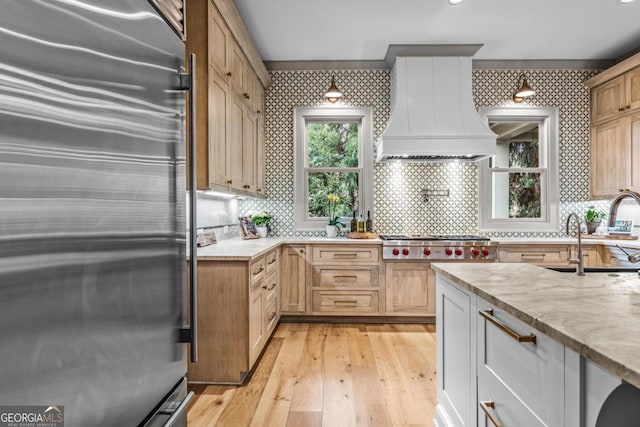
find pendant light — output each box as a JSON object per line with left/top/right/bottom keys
{"left": 513, "top": 73, "right": 535, "bottom": 103}
{"left": 324, "top": 76, "right": 343, "bottom": 103}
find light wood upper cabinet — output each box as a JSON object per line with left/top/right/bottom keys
{"left": 591, "top": 75, "right": 626, "bottom": 125}
{"left": 586, "top": 54, "right": 640, "bottom": 199}
{"left": 185, "top": 0, "right": 270, "bottom": 194}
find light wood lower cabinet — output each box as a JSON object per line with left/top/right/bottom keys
{"left": 498, "top": 244, "right": 570, "bottom": 266}
{"left": 188, "top": 248, "right": 279, "bottom": 384}
{"left": 280, "top": 244, "right": 307, "bottom": 314}
{"left": 309, "top": 245, "right": 382, "bottom": 316}
{"left": 385, "top": 262, "right": 435, "bottom": 315}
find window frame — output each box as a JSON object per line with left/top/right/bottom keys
{"left": 478, "top": 107, "right": 559, "bottom": 232}
{"left": 293, "top": 107, "right": 373, "bottom": 230}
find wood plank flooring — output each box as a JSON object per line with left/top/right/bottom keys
{"left": 187, "top": 323, "right": 436, "bottom": 427}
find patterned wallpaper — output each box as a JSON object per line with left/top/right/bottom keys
{"left": 240, "top": 68, "right": 610, "bottom": 238}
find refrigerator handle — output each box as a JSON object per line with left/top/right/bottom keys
{"left": 179, "top": 53, "right": 198, "bottom": 363}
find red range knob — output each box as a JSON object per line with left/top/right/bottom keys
{"left": 472, "top": 249, "right": 480, "bottom": 256}
{"left": 482, "top": 249, "right": 490, "bottom": 257}
{"left": 423, "top": 248, "right": 431, "bottom": 256}
{"left": 392, "top": 249, "right": 400, "bottom": 256}
{"left": 455, "top": 249, "right": 463, "bottom": 256}
{"left": 402, "top": 249, "right": 410, "bottom": 256}
{"left": 445, "top": 248, "right": 453, "bottom": 256}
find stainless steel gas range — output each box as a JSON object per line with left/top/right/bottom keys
{"left": 380, "top": 235, "right": 498, "bottom": 261}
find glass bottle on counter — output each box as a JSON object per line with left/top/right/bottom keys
{"left": 357, "top": 215, "right": 365, "bottom": 233}
{"left": 366, "top": 210, "right": 372, "bottom": 232}
{"left": 350, "top": 211, "right": 357, "bottom": 232}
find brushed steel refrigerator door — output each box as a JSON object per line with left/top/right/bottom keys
{"left": 0, "top": 1, "right": 187, "bottom": 426}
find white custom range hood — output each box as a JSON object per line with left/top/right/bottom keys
{"left": 377, "top": 47, "right": 496, "bottom": 162}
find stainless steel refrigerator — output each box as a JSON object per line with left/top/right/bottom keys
{"left": 0, "top": 1, "right": 197, "bottom": 426}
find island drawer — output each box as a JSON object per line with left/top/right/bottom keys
{"left": 312, "top": 246, "right": 379, "bottom": 263}
{"left": 498, "top": 244, "right": 569, "bottom": 265}
{"left": 311, "top": 265, "right": 379, "bottom": 287}
{"left": 477, "top": 374, "right": 545, "bottom": 427}
{"left": 476, "top": 301, "right": 564, "bottom": 426}
{"left": 311, "top": 290, "right": 379, "bottom": 314}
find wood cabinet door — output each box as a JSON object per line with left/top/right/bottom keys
{"left": 248, "top": 285, "right": 264, "bottom": 366}
{"left": 385, "top": 262, "right": 434, "bottom": 315}
{"left": 625, "top": 66, "right": 640, "bottom": 112}
{"left": 628, "top": 112, "right": 640, "bottom": 193}
{"left": 228, "top": 94, "right": 244, "bottom": 192}
{"left": 229, "top": 39, "right": 245, "bottom": 95}
{"left": 242, "top": 108, "right": 256, "bottom": 192}
{"left": 591, "top": 75, "right": 625, "bottom": 124}
{"left": 207, "top": 3, "right": 229, "bottom": 77}
{"left": 256, "top": 115, "right": 265, "bottom": 196}
{"left": 591, "top": 118, "right": 627, "bottom": 198}
{"left": 208, "top": 69, "right": 230, "bottom": 187}
{"left": 280, "top": 245, "right": 307, "bottom": 313}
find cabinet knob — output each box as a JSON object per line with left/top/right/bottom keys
{"left": 619, "top": 107, "right": 625, "bottom": 112}
{"left": 226, "top": 179, "right": 232, "bottom": 184}
{"left": 226, "top": 72, "right": 232, "bottom": 77}
{"left": 243, "top": 184, "right": 250, "bottom": 189}
{"left": 627, "top": 105, "right": 631, "bottom": 109}
{"left": 299, "top": 249, "right": 304, "bottom": 254}
{"left": 257, "top": 110, "right": 261, "bottom": 114}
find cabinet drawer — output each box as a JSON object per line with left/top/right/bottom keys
{"left": 250, "top": 257, "right": 266, "bottom": 287}
{"left": 265, "top": 249, "right": 278, "bottom": 275}
{"left": 311, "top": 265, "right": 379, "bottom": 287}
{"left": 477, "top": 302, "right": 564, "bottom": 426}
{"left": 311, "top": 290, "right": 379, "bottom": 314}
{"left": 312, "top": 246, "right": 379, "bottom": 262}
{"left": 264, "top": 298, "right": 278, "bottom": 333}
{"left": 498, "top": 245, "right": 569, "bottom": 265}
{"left": 264, "top": 271, "right": 278, "bottom": 302}
{"left": 478, "top": 374, "right": 545, "bottom": 427}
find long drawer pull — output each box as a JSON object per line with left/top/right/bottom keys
{"left": 252, "top": 266, "right": 264, "bottom": 275}
{"left": 479, "top": 309, "right": 537, "bottom": 344}
{"left": 267, "top": 282, "right": 276, "bottom": 291}
{"left": 267, "top": 259, "right": 276, "bottom": 265}
{"left": 521, "top": 253, "right": 546, "bottom": 258}
{"left": 267, "top": 311, "right": 277, "bottom": 321}
{"left": 333, "top": 253, "right": 358, "bottom": 258}
{"left": 333, "top": 275, "right": 358, "bottom": 281}
{"left": 334, "top": 300, "right": 358, "bottom": 306}
{"left": 479, "top": 401, "right": 502, "bottom": 427}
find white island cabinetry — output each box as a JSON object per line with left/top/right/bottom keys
{"left": 434, "top": 263, "right": 634, "bottom": 427}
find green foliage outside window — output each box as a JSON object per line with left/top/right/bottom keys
{"left": 307, "top": 123, "right": 359, "bottom": 218}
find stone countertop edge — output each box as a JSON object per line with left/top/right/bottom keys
{"left": 194, "top": 237, "right": 383, "bottom": 260}
{"left": 431, "top": 262, "right": 640, "bottom": 390}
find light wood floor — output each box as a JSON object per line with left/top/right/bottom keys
{"left": 187, "top": 322, "right": 437, "bottom": 427}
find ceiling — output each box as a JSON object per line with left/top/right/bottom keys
{"left": 231, "top": 0, "right": 640, "bottom": 63}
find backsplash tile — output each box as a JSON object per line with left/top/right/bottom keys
{"left": 240, "top": 68, "right": 607, "bottom": 238}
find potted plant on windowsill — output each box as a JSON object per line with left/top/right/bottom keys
{"left": 251, "top": 210, "right": 272, "bottom": 238}
{"left": 326, "top": 194, "right": 345, "bottom": 238}
{"left": 585, "top": 206, "right": 607, "bottom": 234}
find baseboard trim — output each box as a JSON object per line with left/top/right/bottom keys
{"left": 279, "top": 315, "right": 435, "bottom": 324}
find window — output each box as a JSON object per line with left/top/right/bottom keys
{"left": 479, "top": 107, "right": 559, "bottom": 232}
{"left": 293, "top": 107, "right": 373, "bottom": 230}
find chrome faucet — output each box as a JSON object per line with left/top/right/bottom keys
{"left": 566, "top": 212, "right": 585, "bottom": 276}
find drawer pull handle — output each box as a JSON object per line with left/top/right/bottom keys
{"left": 333, "top": 253, "right": 358, "bottom": 258}
{"left": 479, "top": 309, "right": 537, "bottom": 344}
{"left": 334, "top": 275, "right": 358, "bottom": 281}
{"left": 334, "top": 300, "right": 358, "bottom": 307}
{"left": 267, "top": 259, "right": 276, "bottom": 265}
{"left": 267, "top": 282, "right": 276, "bottom": 290}
{"left": 520, "top": 253, "right": 546, "bottom": 258}
{"left": 479, "top": 401, "right": 502, "bottom": 427}
{"left": 253, "top": 266, "right": 264, "bottom": 275}
{"left": 268, "top": 311, "right": 277, "bottom": 321}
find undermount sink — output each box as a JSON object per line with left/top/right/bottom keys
{"left": 546, "top": 267, "right": 640, "bottom": 274}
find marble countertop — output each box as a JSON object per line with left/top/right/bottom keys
{"left": 431, "top": 262, "right": 640, "bottom": 389}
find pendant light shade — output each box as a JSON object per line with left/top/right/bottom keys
{"left": 513, "top": 73, "right": 535, "bottom": 103}
{"left": 324, "top": 76, "right": 343, "bottom": 103}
